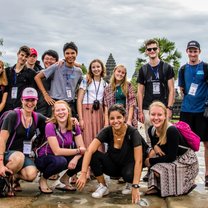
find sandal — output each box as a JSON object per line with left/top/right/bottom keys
{"left": 145, "top": 186, "right": 159, "bottom": 195}
{"left": 13, "top": 179, "right": 22, "bottom": 192}
{"left": 49, "top": 174, "right": 60, "bottom": 181}
{"left": 39, "top": 186, "right": 53, "bottom": 194}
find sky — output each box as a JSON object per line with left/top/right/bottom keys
{"left": 1, "top": 0, "right": 208, "bottom": 78}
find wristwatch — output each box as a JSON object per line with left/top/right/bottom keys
{"left": 132, "top": 184, "right": 140, "bottom": 188}
{"left": 167, "top": 106, "right": 173, "bottom": 110}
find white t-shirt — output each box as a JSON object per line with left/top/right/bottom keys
{"left": 79, "top": 78, "right": 107, "bottom": 104}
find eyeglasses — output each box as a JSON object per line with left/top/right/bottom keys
{"left": 146, "top": 47, "right": 158, "bottom": 52}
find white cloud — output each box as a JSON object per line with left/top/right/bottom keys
{"left": 0, "top": 0, "right": 208, "bottom": 78}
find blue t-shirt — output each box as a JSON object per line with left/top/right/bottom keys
{"left": 178, "top": 62, "right": 208, "bottom": 112}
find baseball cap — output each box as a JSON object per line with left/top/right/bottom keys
{"left": 30, "top": 48, "right": 38, "bottom": 56}
{"left": 187, "top": 41, "right": 200, "bottom": 50}
{"left": 22, "top": 87, "right": 38, "bottom": 100}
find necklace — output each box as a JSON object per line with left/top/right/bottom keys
{"left": 112, "top": 124, "right": 127, "bottom": 141}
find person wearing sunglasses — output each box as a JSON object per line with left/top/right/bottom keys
{"left": 137, "top": 39, "right": 175, "bottom": 181}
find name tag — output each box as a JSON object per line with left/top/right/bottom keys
{"left": 23, "top": 141, "right": 32, "bottom": 155}
{"left": 11, "top": 87, "right": 18, "bottom": 99}
{"left": 153, "top": 82, "right": 160, "bottom": 94}
{"left": 188, "top": 83, "right": 198, "bottom": 96}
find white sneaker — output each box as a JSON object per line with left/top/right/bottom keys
{"left": 122, "top": 183, "right": 132, "bottom": 195}
{"left": 92, "top": 183, "right": 109, "bottom": 198}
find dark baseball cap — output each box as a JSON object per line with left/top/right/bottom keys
{"left": 187, "top": 40, "right": 200, "bottom": 50}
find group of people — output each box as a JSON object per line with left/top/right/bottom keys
{"left": 0, "top": 38, "right": 206, "bottom": 204}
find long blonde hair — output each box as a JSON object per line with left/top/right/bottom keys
{"left": 0, "top": 60, "right": 8, "bottom": 86}
{"left": 47, "top": 100, "right": 72, "bottom": 131}
{"left": 149, "top": 101, "right": 169, "bottom": 145}
{"left": 109, "top": 64, "right": 128, "bottom": 96}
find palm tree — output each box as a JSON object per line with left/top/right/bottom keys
{"left": 134, "top": 37, "right": 181, "bottom": 79}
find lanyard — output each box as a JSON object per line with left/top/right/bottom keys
{"left": 188, "top": 64, "right": 200, "bottom": 82}
{"left": 23, "top": 117, "right": 32, "bottom": 139}
{"left": 149, "top": 62, "right": 160, "bottom": 80}
{"left": 93, "top": 79, "right": 101, "bottom": 100}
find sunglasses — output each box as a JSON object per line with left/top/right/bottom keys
{"left": 146, "top": 47, "right": 158, "bottom": 52}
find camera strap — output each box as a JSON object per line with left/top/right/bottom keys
{"left": 93, "top": 79, "right": 101, "bottom": 100}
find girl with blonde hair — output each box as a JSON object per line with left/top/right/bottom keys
{"left": 144, "top": 101, "right": 198, "bottom": 197}
{"left": 104, "top": 64, "right": 138, "bottom": 128}
{"left": 35, "top": 100, "right": 86, "bottom": 193}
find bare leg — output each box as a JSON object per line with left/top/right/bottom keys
{"left": 203, "top": 141, "right": 208, "bottom": 176}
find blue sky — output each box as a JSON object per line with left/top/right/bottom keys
{"left": 0, "top": 0, "right": 208, "bottom": 78}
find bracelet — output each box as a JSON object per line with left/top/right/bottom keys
{"left": 81, "top": 171, "right": 87, "bottom": 174}
{"left": 132, "top": 184, "right": 140, "bottom": 188}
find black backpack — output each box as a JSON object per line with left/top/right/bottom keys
{"left": 141, "top": 62, "right": 170, "bottom": 84}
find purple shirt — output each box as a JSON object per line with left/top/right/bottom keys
{"left": 38, "top": 122, "right": 81, "bottom": 157}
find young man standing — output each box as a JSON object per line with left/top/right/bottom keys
{"left": 137, "top": 39, "right": 175, "bottom": 143}
{"left": 5, "top": 46, "right": 37, "bottom": 111}
{"left": 178, "top": 40, "right": 208, "bottom": 186}
{"left": 35, "top": 42, "right": 83, "bottom": 117}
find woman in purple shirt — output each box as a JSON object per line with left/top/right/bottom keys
{"left": 35, "top": 100, "right": 86, "bottom": 194}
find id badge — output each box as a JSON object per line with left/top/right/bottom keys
{"left": 188, "top": 83, "right": 198, "bottom": 96}
{"left": 153, "top": 82, "right": 160, "bottom": 95}
{"left": 69, "top": 74, "right": 75, "bottom": 79}
{"left": 23, "top": 141, "right": 32, "bottom": 155}
{"left": 11, "top": 87, "right": 18, "bottom": 99}
{"left": 66, "top": 87, "right": 72, "bottom": 98}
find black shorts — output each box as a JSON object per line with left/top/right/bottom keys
{"left": 180, "top": 112, "right": 208, "bottom": 142}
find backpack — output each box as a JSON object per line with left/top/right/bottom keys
{"left": 0, "top": 108, "right": 39, "bottom": 151}
{"left": 173, "top": 121, "right": 200, "bottom": 152}
{"left": 141, "top": 62, "right": 170, "bottom": 84}
{"left": 151, "top": 121, "right": 200, "bottom": 151}
{"left": 179, "top": 62, "right": 208, "bottom": 93}
{"left": 141, "top": 62, "right": 170, "bottom": 100}
{"left": 0, "top": 176, "right": 12, "bottom": 198}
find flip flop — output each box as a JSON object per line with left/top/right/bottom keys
{"left": 55, "top": 183, "right": 76, "bottom": 192}
{"left": 48, "top": 174, "right": 60, "bottom": 180}
{"left": 39, "top": 186, "right": 53, "bottom": 194}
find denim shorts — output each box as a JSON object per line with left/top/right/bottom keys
{"left": 4, "top": 151, "right": 36, "bottom": 168}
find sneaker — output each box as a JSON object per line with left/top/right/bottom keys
{"left": 92, "top": 183, "right": 109, "bottom": 198}
{"left": 122, "top": 183, "right": 132, "bottom": 195}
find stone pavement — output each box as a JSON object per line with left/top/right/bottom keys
{"left": 0, "top": 126, "right": 208, "bottom": 208}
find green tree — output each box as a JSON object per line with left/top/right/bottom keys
{"left": 131, "top": 37, "right": 181, "bottom": 92}
{"left": 0, "top": 38, "right": 3, "bottom": 57}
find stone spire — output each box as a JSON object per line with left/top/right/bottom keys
{"left": 105, "top": 53, "right": 116, "bottom": 83}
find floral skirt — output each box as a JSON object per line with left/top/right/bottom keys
{"left": 148, "top": 149, "right": 199, "bottom": 197}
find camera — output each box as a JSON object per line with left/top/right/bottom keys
{"left": 93, "top": 100, "right": 100, "bottom": 110}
